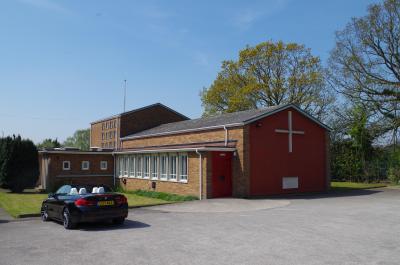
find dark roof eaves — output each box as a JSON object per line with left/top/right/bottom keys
{"left": 243, "top": 104, "right": 332, "bottom": 131}
{"left": 90, "top": 103, "right": 190, "bottom": 124}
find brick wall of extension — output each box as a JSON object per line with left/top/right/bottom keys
{"left": 119, "top": 126, "right": 249, "bottom": 198}
{"left": 38, "top": 152, "right": 114, "bottom": 191}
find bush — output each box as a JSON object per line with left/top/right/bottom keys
{"left": 0, "top": 136, "right": 39, "bottom": 193}
{"left": 388, "top": 167, "right": 400, "bottom": 184}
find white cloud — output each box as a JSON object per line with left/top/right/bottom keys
{"left": 17, "top": 0, "right": 72, "bottom": 15}
{"left": 193, "top": 51, "right": 210, "bottom": 67}
{"left": 232, "top": 0, "right": 289, "bottom": 30}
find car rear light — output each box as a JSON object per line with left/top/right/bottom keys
{"left": 115, "top": 195, "right": 128, "bottom": 205}
{"left": 75, "top": 198, "right": 96, "bottom": 207}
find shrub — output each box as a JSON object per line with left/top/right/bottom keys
{"left": 0, "top": 136, "right": 39, "bottom": 193}
{"left": 388, "top": 167, "right": 400, "bottom": 185}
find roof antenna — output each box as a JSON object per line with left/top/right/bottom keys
{"left": 123, "top": 79, "right": 127, "bottom": 113}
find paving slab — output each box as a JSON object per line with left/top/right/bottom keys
{"left": 0, "top": 208, "right": 13, "bottom": 222}
{"left": 147, "top": 198, "right": 290, "bottom": 213}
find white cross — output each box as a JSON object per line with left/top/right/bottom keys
{"left": 275, "top": 111, "right": 305, "bottom": 153}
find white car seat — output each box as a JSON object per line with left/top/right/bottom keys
{"left": 97, "top": 187, "right": 105, "bottom": 193}
{"left": 79, "top": 188, "right": 87, "bottom": 195}
{"left": 92, "top": 187, "right": 99, "bottom": 193}
{"left": 69, "top": 188, "right": 78, "bottom": 195}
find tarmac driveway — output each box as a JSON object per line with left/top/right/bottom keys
{"left": 0, "top": 188, "right": 400, "bottom": 265}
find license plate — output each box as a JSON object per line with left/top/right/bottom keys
{"left": 98, "top": 201, "right": 114, "bottom": 206}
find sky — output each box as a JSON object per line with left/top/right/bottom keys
{"left": 0, "top": 0, "right": 377, "bottom": 143}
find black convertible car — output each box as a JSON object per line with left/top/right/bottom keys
{"left": 41, "top": 185, "right": 128, "bottom": 229}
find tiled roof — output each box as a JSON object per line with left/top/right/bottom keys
{"left": 122, "top": 105, "right": 286, "bottom": 139}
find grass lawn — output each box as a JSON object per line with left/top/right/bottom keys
{"left": 331, "top": 181, "right": 387, "bottom": 191}
{"left": 0, "top": 189, "right": 173, "bottom": 218}
{"left": 0, "top": 189, "right": 48, "bottom": 218}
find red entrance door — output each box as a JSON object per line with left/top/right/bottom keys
{"left": 212, "top": 152, "right": 232, "bottom": 198}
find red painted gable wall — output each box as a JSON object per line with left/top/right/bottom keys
{"left": 249, "top": 107, "right": 327, "bottom": 196}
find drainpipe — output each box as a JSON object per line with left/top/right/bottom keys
{"left": 113, "top": 153, "right": 116, "bottom": 187}
{"left": 195, "top": 149, "right": 202, "bottom": 200}
{"left": 223, "top": 125, "right": 228, "bottom": 146}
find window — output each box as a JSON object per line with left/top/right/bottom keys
{"left": 136, "top": 156, "right": 143, "bottom": 178}
{"left": 160, "top": 154, "right": 168, "bottom": 180}
{"left": 129, "top": 156, "right": 135, "bottom": 177}
{"left": 144, "top": 156, "right": 150, "bottom": 179}
{"left": 102, "top": 123, "right": 105, "bottom": 130}
{"left": 62, "top": 161, "right": 70, "bottom": 170}
{"left": 56, "top": 185, "right": 72, "bottom": 194}
{"left": 100, "top": 161, "right": 107, "bottom": 170}
{"left": 102, "top": 133, "right": 104, "bottom": 140}
{"left": 179, "top": 154, "right": 188, "bottom": 182}
{"left": 113, "top": 120, "right": 116, "bottom": 128}
{"left": 151, "top": 155, "right": 158, "bottom": 179}
{"left": 168, "top": 154, "right": 177, "bottom": 181}
{"left": 123, "top": 156, "right": 129, "bottom": 176}
{"left": 81, "top": 161, "right": 90, "bottom": 170}
{"left": 105, "top": 122, "right": 108, "bottom": 129}
{"left": 118, "top": 157, "right": 123, "bottom": 177}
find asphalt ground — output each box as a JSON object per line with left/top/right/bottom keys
{"left": 0, "top": 188, "right": 399, "bottom": 265}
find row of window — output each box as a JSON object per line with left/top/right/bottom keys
{"left": 102, "top": 120, "right": 116, "bottom": 130}
{"left": 102, "top": 130, "right": 116, "bottom": 140}
{"left": 62, "top": 160, "right": 108, "bottom": 171}
{"left": 101, "top": 142, "right": 116, "bottom": 149}
{"left": 116, "top": 153, "right": 188, "bottom": 182}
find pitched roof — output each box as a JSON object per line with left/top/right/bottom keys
{"left": 122, "top": 103, "right": 330, "bottom": 140}
{"left": 90, "top": 103, "right": 189, "bottom": 124}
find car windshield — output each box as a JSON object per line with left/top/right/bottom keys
{"left": 55, "top": 185, "right": 113, "bottom": 195}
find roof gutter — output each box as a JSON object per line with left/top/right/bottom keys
{"left": 113, "top": 147, "right": 236, "bottom": 155}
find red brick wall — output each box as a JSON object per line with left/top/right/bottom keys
{"left": 41, "top": 152, "right": 114, "bottom": 191}
{"left": 119, "top": 105, "right": 188, "bottom": 138}
{"left": 248, "top": 107, "right": 328, "bottom": 196}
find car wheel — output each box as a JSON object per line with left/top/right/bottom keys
{"left": 112, "top": 217, "right": 125, "bottom": 225}
{"left": 41, "top": 209, "right": 49, "bottom": 222}
{"left": 62, "top": 208, "right": 76, "bottom": 229}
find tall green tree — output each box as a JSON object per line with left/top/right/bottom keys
{"left": 63, "top": 129, "right": 90, "bottom": 151}
{"left": 328, "top": 0, "right": 400, "bottom": 144}
{"left": 201, "top": 40, "right": 334, "bottom": 119}
{"left": 0, "top": 136, "right": 39, "bottom": 192}
{"left": 37, "top": 138, "right": 61, "bottom": 149}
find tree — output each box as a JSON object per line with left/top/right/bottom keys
{"left": 328, "top": 0, "right": 400, "bottom": 145}
{"left": 0, "top": 136, "right": 39, "bottom": 192}
{"left": 37, "top": 138, "right": 61, "bottom": 149}
{"left": 63, "top": 129, "right": 90, "bottom": 151}
{"left": 201, "top": 40, "right": 334, "bottom": 119}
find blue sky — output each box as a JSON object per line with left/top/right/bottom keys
{"left": 0, "top": 0, "right": 376, "bottom": 143}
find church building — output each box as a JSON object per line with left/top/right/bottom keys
{"left": 39, "top": 103, "right": 330, "bottom": 198}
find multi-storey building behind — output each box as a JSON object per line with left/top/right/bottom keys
{"left": 90, "top": 103, "right": 189, "bottom": 149}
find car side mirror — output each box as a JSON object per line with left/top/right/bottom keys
{"left": 48, "top": 193, "right": 55, "bottom": 198}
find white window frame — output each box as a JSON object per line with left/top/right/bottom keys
{"left": 123, "top": 156, "right": 128, "bottom": 177}
{"left": 81, "top": 161, "right": 90, "bottom": 170}
{"left": 136, "top": 156, "right": 143, "bottom": 178}
{"left": 151, "top": 154, "right": 159, "bottom": 180}
{"left": 62, "top": 161, "right": 71, "bottom": 171}
{"left": 129, "top": 155, "right": 135, "bottom": 178}
{"left": 168, "top": 153, "right": 178, "bottom": 181}
{"left": 100, "top": 161, "right": 108, "bottom": 170}
{"left": 160, "top": 154, "right": 168, "bottom": 180}
{"left": 144, "top": 155, "right": 151, "bottom": 179}
{"left": 179, "top": 153, "right": 188, "bottom": 182}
